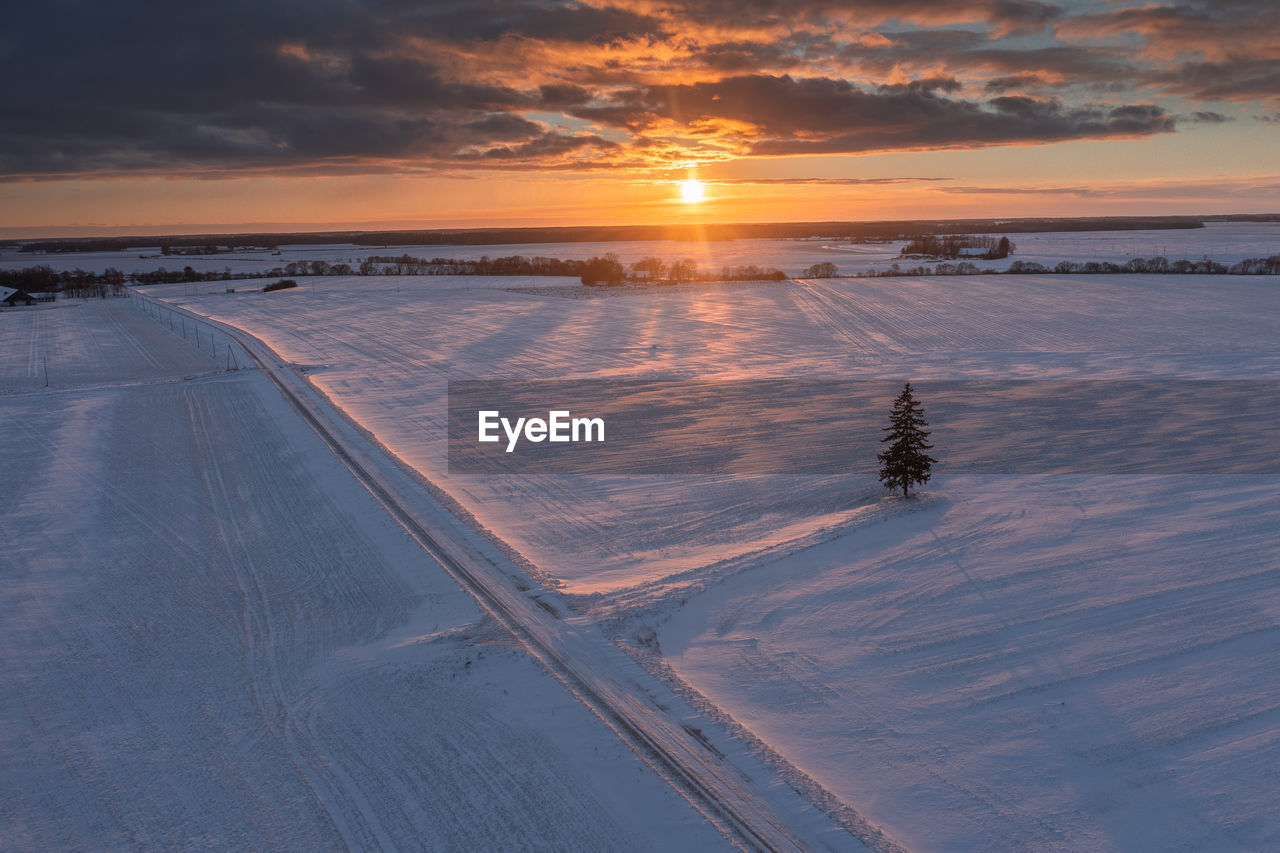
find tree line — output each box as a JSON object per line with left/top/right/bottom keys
{"left": 0, "top": 265, "right": 130, "bottom": 298}
{"left": 0, "top": 252, "right": 788, "bottom": 294}
{"left": 861, "top": 255, "right": 1280, "bottom": 277}
{"left": 159, "top": 243, "right": 275, "bottom": 256}
{"left": 362, "top": 253, "right": 787, "bottom": 285}
{"left": 5, "top": 251, "right": 1276, "bottom": 297}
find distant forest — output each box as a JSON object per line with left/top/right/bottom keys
{"left": 8, "top": 215, "right": 1246, "bottom": 255}
{"left": 0, "top": 253, "right": 786, "bottom": 291}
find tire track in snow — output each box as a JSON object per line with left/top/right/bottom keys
{"left": 183, "top": 386, "right": 399, "bottom": 852}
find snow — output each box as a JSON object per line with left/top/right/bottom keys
{"left": 146, "top": 248, "right": 1280, "bottom": 850}
{"left": 7, "top": 218, "right": 1280, "bottom": 850}
{"left": 0, "top": 299, "right": 220, "bottom": 392}
{"left": 0, "top": 298, "right": 733, "bottom": 851}
{"left": 146, "top": 270, "right": 1280, "bottom": 592}
{"left": 659, "top": 476, "right": 1280, "bottom": 851}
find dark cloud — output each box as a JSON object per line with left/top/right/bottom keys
{"left": 346, "top": 57, "right": 526, "bottom": 109}
{"left": 654, "top": 0, "right": 1060, "bottom": 31}
{"left": 1146, "top": 59, "right": 1280, "bottom": 104}
{"left": 376, "top": 0, "right": 669, "bottom": 44}
{"left": 829, "top": 31, "right": 1139, "bottom": 96}
{"left": 1056, "top": 0, "right": 1279, "bottom": 53}
{"left": 0, "top": 1, "right": 640, "bottom": 177}
{"left": 579, "top": 75, "right": 1176, "bottom": 155}
{"left": 466, "top": 133, "right": 619, "bottom": 162}
{"left": 538, "top": 84, "right": 594, "bottom": 107}
{"left": 0, "top": 0, "right": 1263, "bottom": 179}
{"left": 1055, "top": 1, "right": 1280, "bottom": 103}
{"left": 984, "top": 74, "right": 1048, "bottom": 93}
{"left": 988, "top": 0, "right": 1062, "bottom": 29}
{"left": 462, "top": 113, "right": 547, "bottom": 139}
{"left": 959, "top": 46, "right": 1135, "bottom": 83}
{"left": 833, "top": 28, "right": 987, "bottom": 72}
{"left": 694, "top": 40, "right": 812, "bottom": 73}
{"left": 1187, "top": 111, "right": 1233, "bottom": 124}
{"left": 878, "top": 77, "right": 965, "bottom": 94}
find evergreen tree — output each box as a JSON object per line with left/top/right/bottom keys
{"left": 878, "top": 382, "right": 937, "bottom": 498}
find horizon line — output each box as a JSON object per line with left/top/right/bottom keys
{"left": 5, "top": 212, "right": 1279, "bottom": 245}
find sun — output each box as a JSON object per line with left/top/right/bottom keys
{"left": 679, "top": 178, "right": 706, "bottom": 203}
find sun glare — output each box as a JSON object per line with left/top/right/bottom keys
{"left": 679, "top": 178, "right": 706, "bottom": 203}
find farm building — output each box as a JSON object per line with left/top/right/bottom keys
{"left": 1, "top": 286, "right": 36, "bottom": 307}
{"left": 0, "top": 286, "right": 53, "bottom": 306}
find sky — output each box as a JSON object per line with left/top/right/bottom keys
{"left": 2, "top": 0, "right": 1278, "bottom": 236}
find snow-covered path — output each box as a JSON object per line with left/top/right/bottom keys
{"left": 0, "top": 299, "right": 741, "bottom": 851}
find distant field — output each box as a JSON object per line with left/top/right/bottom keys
{"left": 4, "top": 221, "right": 1277, "bottom": 278}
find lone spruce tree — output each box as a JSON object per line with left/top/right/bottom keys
{"left": 878, "top": 382, "right": 937, "bottom": 498}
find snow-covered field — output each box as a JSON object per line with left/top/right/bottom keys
{"left": 660, "top": 475, "right": 1280, "bottom": 851}
{"left": 143, "top": 260, "right": 1280, "bottom": 851}
{"left": 0, "top": 299, "right": 731, "bottom": 851}
{"left": 7, "top": 217, "right": 1280, "bottom": 852}
{"left": 146, "top": 271, "right": 1280, "bottom": 590}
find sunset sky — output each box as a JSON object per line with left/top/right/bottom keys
{"left": 4, "top": 0, "right": 1277, "bottom": 236}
